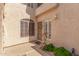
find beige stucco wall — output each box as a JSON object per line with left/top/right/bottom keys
{"left": 3, "top": 3, "right": 30, "bottom": 47}
{"left": 37, "top": 3, "right": 79, "bottom": 55}
{"left": 0, "top": 4, "right": 4, "bottom": 54}
{"left": 36, "top": 3, "right": 56, "bottom": 16}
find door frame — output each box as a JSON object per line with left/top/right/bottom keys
{"left": 42, "top": 19, "right": 52, "bottom": 41}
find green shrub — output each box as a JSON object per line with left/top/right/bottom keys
{"left": 54, "top": 47, "right": 72, "bottom": 56}
{"left": 42, "top": 44, "right": 55, "bottom": 51}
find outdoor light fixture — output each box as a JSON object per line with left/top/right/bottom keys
{"left": 54, "top": 14, "right": 58, "bottom": 21}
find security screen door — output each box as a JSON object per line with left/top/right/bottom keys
{"left": 38, "top": 22, "right": 42, "bottom": 41}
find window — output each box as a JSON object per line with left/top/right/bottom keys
{"left": 49, "top": 21, "right": 51, "bottom": 39}
{"left": 20, "top": 19, "right": 29, "bottom": 37}
{"left": 27, "top": 3, "right": 30, "bottom": 7}
{"left": 44, "top": 21, "right": 51, "bottom": 39}
{"left": 27, "top": 3, "right": 43, "bottom": 8}
{"left": 27, "top": 3, "right": 33, "bottom": 8}
{"left": 37, "top": 3, "right": 42, "bottom": 7}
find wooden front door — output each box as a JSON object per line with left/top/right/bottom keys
{"left": 38, "top": 22, "right": 42, "bottom": 41}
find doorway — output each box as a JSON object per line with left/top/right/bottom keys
{"left": 37, "top": 22, "right": 42, "bottom": 41}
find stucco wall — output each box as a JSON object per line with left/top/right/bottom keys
{"left": 0, "top": 4, "right": 4, "bottom": 54}
{"left": 36, "top": 3, "right": 56, "bottom": 16}
{"left": 4, "top": 4, "right": 30, "bottom": 47}
{"left": 37, "top": 3, "right": 79, "bottom": 55}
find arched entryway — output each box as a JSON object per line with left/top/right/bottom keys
{"left": 29, "top": 19, "right": 35, "bottom": 36}
{"left": 20, "top": 19, "right": 35, "bottom": 40}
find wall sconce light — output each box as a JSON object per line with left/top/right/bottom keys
{"left": 54, "top": 14, "right": 58, "bottom": 21}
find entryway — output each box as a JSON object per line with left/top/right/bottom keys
{"left": 37, "top": 22, "right": 42, "bottom": 41}
{"left": 37, "top": 20, "right": 51, "bottom": 42}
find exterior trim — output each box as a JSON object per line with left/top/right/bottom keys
{"left": 36, "top": 3, "right": 59, "bottom": 18}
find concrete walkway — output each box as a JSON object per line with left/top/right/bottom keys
{"left": 3, "top": 43, "right": 42, "bottom": 56}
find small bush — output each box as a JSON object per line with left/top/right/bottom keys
{"left": 42, "top": 44, "right": 55, "bottom": 51}
{"left": 54, "top": 47, "right": 72, "bottom": 56}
